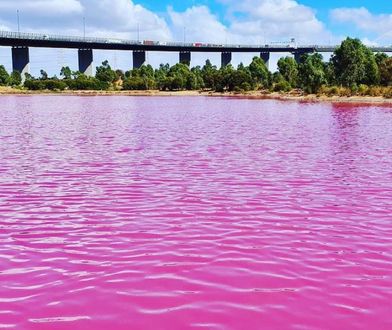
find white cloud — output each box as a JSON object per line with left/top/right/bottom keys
{"left": 165, "top": 1, "right": 335, "bottom": 69}
{"left": 168, "top": 6, "right": 228, "bottom": 43}
{"left": 0, "top": 19, "right": 10, "bottom": 31}
{"left": 218, "top": 0, "right": 334, "bottom": 44}
{"left": 0, "top": 0, "right": 171, "bottom": 40}
{"left": 0, "top": 0, "right": 174, "bottom": 74}
{"left": 330, "top": 7, "right": 392, "bottom": 32}
{"left": 330, "top": 7, "right": 392, "bottom": 44}
{"left": 0, "top": 0, "right": 83, "bottom": 15}
{"left": 82, "top": 0, "right": 171, "bottom": 40}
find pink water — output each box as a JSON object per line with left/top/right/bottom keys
{"left": 0, "top": 96, "right": 392, "bottom": 329}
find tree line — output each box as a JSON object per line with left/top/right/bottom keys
{"left": 0, "top": 38, "right": 391, "bottom": 97}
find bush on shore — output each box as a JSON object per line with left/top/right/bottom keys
{"left": 24, "top": 79, "right": 68, "bottom": 91}
{"left": 317, "top": 85, "right": 392, "bottom": 98}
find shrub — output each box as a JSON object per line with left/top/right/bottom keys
{"left": 382, "top": 87, "right": 392, "bottom": 99}
{"left": 337, "top": 87, "right": 352, "bottom": 97}
{"left": 24, "top": 80, "right": 45, "bottom": 90}
{"left": 0, "top": 65, "right": 10, "bottom": 85}
{"left": 9, "top": 71, "right": 22, "bottom": 86}
{"left": 65, "top": 76, "right": 109, "bottom": 90}
{"left": 367, "top": 86, "right": 383, "bottom": 97}
{"left": 357, "top": 84, "right": 369, "bottom": 96}
{"left": 350, "top": 84, "right": 359, "bottom": 95}
{"left": 44, "top": 80, "right": 67, "bottom": 91}
{"left": 273, "top": 80, "right": 292, "bottom": 92}
{"left": 240, "top": 82, "right": 252, "bottom": 92}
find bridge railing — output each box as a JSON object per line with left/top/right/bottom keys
{"left": 0, "top": 30, "right": 314, "bottom": 49}
{"left": 0, "top": 30, "right": 142, "bottom": 46}
{"left": 1, "top": 30, "right": 389, "bottom": 52}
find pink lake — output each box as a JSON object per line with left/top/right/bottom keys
{"left": 0, "top": 96, "right": 392, "bottom": 330}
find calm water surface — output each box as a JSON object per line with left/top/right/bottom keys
{"left": 0, "top": 96, "right": 392, "bottom": 329}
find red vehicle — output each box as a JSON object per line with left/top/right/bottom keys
{"left": 143, "top": 40, "right": 154, "bottom": 46}
{"left": 193, "top": 43, "right": 203, "bottom": 47}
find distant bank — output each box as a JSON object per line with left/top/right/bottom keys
{"left": 1, "top": 87, "right": 392, "bottom": 105}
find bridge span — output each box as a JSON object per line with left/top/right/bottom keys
{"left": 1, "top": 31, "right": 391, "bottom": 79}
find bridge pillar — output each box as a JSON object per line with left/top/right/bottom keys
{"left": 133, "top": 51, "right": 146, "bottom": 69}
{"left": 12, "top": 47, "right": 30, "bottom": 82}
{"left": 78, "top": 49, "right": 93, "bottom": 76}
{"left": 260, "top": 52, "right": 270, "bottom": 68}
{"left": 179, "top": 51, "right": 191, "bottom": 66}
{"left": 221, "top": 52, "right": 232, "bottom": 67}
{"left": 293, "top": 51, "right": 307, "bottom": 64}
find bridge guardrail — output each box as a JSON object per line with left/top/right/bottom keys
{"left": 0, "top": 30, "right": 142, "bottom": 46}
{"left": 0, "top": 30, "right": 314, "bottom": 49}
{"left": 1, "top": 31, "right": 389, "bottom": 51}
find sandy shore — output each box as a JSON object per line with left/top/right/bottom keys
{"left": 1, "top": 86, "right": 392, "bottom": 104}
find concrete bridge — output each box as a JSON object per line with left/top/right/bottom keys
{"left": 1, "top": 30, "right": 391, "bottom": 79}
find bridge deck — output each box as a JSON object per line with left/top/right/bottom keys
{"left": 0, "top": 31, "right": 309, "bottom": 52}
{"left": 3, "top": 31, "right": 390, "bottom": 53}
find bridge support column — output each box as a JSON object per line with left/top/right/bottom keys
{"left": 12, "top": 47, "right": 30, "bottom": 82}
{"left": 260, "top": 52, "right": 270, "bottom": 69}
{"left": 78, "top": 49, "right": 93, "bottom": 76}
{"left": 133, "top": 51, "right": 146, "bottom": 69}
{"left": 293, "top": 51, "right": 307, "bottom": 64}
{"left": 221, "top": 52, "right": 232, "bottom": 67}
{"left": 179, "top": 51, "right": 191, "bottom": 66}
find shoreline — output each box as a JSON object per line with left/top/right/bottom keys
{"left": 1, "top": 87, "right": 392, "bottom": 104}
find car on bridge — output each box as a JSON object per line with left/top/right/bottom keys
{"left": 106, "top": 39, "right": 122, "bottom": 44}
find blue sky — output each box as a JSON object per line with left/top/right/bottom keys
{"left": 0, "top": 0, "right": 391, "bottom": 74}
{"left": 137, "top": 0, "right": 392, "bottom": 40}
{"left": 0, "top": 0, "right": 390, "bottom": 42}
{"left": 139, "top": 0, "right": 391, "bottom": 15}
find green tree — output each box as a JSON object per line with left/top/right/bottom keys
{"left": 228, "top": 64, "right": 253, "bottom": 91}
{"left": 298, "top": 53, "right": 326, "bottom": 93}
{"left": 9, "top": 70, "right": 22, "bottom": 86}
{"left": 248, "top": 56, "right": 270, "bottom": 88}
{"left": 60, "top": 66, "right": 72, "bottom": 79}
{"left": 379, "top": 57, "right": 392, "bottom": 86}
{"left": 216, "top": 64, "right": 234, "bottom": 92}
{"left": 364, "top": 47, "right": 380, "bottom": 85}
{"left": 24, "top": 80, "right": 44, "bottom": 90}
{"left": 123, "top": 76, "right": 148, "bottom": 90}
{"left": 95, "top": 60, "right": 116, "bottom": 85}
{"left": 375, "top": 53, "right": 388, "bottom": 68}
{"left": 123, "top": 64, "right": 157, "bottom": 90}
{"left": 24, "top": 72, "right": 34, "bottom": 81}
{"left": 72, "top": 71, "right": 83, "bottom": 79}
{"left": 167, "top": 63, "right": 191, "bottom": 90}
{"left": 324, "top": 62, "right": 336, "bottom": 86}
{"left": 277, "top": 57, "right": 298, "bottom": 88}
{"left": 188, "top": 66, "right": 204, "bottom": 90}
{"left": 201, "top": 60, "right": 218, "bottom": 89}
{"left": 272, "top": 72, "right": 291, "bottom": 92}
{"left": 115, "top": 69, "right": 125, "bottom": 80}
{"left": 0, "top": 65, "right": 10, "bottom": 86}
{"left": 331, "top": 37, "right": 379, "bottom": 87}
{"left": 40, "top": 69, "right": 48, "bottom": 80}
{"left": 155, "top": 63, "right": 170, "bottom": 90}
{"left": 140, "top": 64, "right": 155, "bottom": 79}
{"left": 67, "top": 74, "right": 108, "bottom": 90}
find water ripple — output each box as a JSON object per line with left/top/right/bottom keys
{"left": 0, "top": 96, "right": 392, "bottom": 329}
